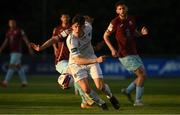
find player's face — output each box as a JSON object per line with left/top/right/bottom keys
{"left": 72, "top": 22, "right": 84, "bottom": 37}
{"left": 116, "top": 5, "right": 127, "bottom": 17}
{"left": 8, "top": 20, "right": 17, "bottom": 28}
{"left": 60, "top": 14, "right": 70, "bottom": 23}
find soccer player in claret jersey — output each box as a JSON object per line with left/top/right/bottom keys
{"left": 30, "top": 13, "right": 94, "bottom": 109}
{"left": 66, "top": 15, "right": 120, "bottom": 110}
{"left": 103, "top": 1, "right": 149, "bottom": 106}
{"left": 0, "top": 19, "right": 33, "bottom": 87}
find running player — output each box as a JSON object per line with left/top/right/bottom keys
{"left": 66, "top": 14, "right": 120, "bottom": 110}
{"left": 103, "top": 1, "right": 148, "bottom": 106}
{"left": 0, "top": 19, "right": 33, "bottom": 87}
{"left": 30, "top": 13, "right": 94, "bottom": 109}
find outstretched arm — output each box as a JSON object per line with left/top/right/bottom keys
{"left": 30, "top": 37, "right": 59, "bottom": 52}
{"left": 73, "top": 55, "right": 106, "bottom": 65}
{"left": 0, "top": 38, "right": 8, "bottom": 53}
{"left": 31, "top": 28, "right": 71, "bottom": 52}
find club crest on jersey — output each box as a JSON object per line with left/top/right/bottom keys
{"left": 119, "top": 24, "right": 124, "bottom": 28}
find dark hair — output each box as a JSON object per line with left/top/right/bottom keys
{"left": 72, "top": 14, "right": 85, "bottom": 26}
{"left": 115, "top": 1, "right": 127, "bottom": 8}
{"left": 59, "top": 10, "right": 69, "bottom": 16}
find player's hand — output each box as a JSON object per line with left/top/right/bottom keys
{"left": 111, "top": 49, "right": 118, "bottom": 57}
{"left": 141, "top": 26, "right": 148, "bottom": 35}
{"left": 96, "top": 56, "right": 106, "bottom": 63}
{"left": 30, "top": 43, "right": 41, "bottom": 51}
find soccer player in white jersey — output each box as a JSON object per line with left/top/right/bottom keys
{"left": 66, "top": 15, "right": 120, "bottom": 110}
{"left": 30, "top": 14, "right": 95, "bottom": 109}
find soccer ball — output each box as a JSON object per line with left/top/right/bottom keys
{"left": 57, "top": 73, "right": 74, "bottom": 89}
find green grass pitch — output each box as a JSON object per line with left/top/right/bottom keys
{"left": 0, "top": 75, "right": 180, "bottom": 114}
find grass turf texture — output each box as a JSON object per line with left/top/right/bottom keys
{"left": 0, "top": 75, "right": 180, "bottom": 114}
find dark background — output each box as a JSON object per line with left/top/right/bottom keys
{"left": 0, "top": 0, "right": 180, "bottom": 57}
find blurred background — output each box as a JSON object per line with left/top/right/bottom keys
{"left": 0, "top": 0, "right": 180, "bottom": 77}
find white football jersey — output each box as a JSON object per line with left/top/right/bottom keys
{"left": 66, "top": 22, "right": 96, "bottom": 64}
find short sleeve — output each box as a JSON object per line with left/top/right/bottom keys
{"left": 106, "top": 19, "right": 117, "bottom": 35}
{"left": 66, "top": 34, "right": 80, "bottom": 57}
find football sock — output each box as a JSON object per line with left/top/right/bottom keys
{"left": 126, "top": 81, "right": 136, "bottom": 94}
{"left": 4, "top": 69, "right": 15, "bottom": 82}
{"left": 136, "top": 86, "right": 144, "bottom": 102}
{"left": 87, "top": 90, "right": 105, "bottom": 106}
{"left": 102, "top": 84, "right": 113, "bottom": 99}
{"left": 18, "top": 67, "right": 27, "bottom": 84}
{"left": 73, "top": 82, "right": 79, "bottom": 95}
{"left": 74, "top": 82, "right": 86, "bottom": 103}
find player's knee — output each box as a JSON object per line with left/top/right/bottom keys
{"left": 136, "top": 67, "right": 147, "bottom": 80}
{"left": 141, "top": 71, "right": 147, "bottom": 81}
{"left": 94, "top": 78, "right": 104, "bottom": 90}
{"left": 96, "top": 84, "right": 104, "bottom": 91}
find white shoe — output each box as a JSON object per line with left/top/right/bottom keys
{"left": 81, "top": 102, "right": 93, "bottom": 109}
{"left": 134, "top": 101, "right": 144, "bottom": 106}
{"left": 86, "top": 99, "right": 94, "bottom": 106}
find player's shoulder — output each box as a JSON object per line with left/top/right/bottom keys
{"left": 111, "top": 16, "right": 119, "bottom": 22}
{"left": 15, "top": 27, "right": 25, "bottom": 34}
{"left": 53, "top": 25, "right": 62, "bottom": 31}
{"left": 85, "top": 21, "right": 92, "bottom": 27}
{"left": 66, "top": 33, "right": 77, "bottom": 45}
{"left": 127, "top": 15, "right": 135, "bottom": 21}
{"left": 111, "top": 16, "right": 121, "bottom": 25}
{"left": 84, "top": 21, "right": 92, "bottom": 32}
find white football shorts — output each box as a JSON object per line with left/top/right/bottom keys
{"left": 68, "top": 63, "right": 103, "bottom": 82}
{"left": 55, "top": 60, "right": 68, "bottom": 74}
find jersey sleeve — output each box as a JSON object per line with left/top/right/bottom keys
{"left": 66, "top": 34, "right": 80, "bottom": 57}
{"left": 52, "top": 29, "right": 71, "bottom": 42}
{"left": 106, "top": 20, "right": 117, "bottom": 35}
{"left": 85, "top": 21, "right": 92, "bottom": 31}
{"left": 84, "top": 21, "right": 92, "bottom": 39}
